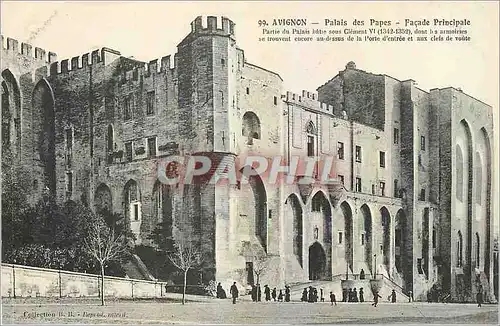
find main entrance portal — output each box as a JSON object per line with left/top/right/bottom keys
{"left": 309, "top": 242, "right": 326, "bottom": 280}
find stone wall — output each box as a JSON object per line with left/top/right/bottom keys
{"left": 1, "top": 264, "right": 165, "bottom": 298}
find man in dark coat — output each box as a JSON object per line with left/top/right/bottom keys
{"left": 371, "top": 291, "right": 382, "bottom": 307}
{"left": 352, "top": 288, "right": 359, "bottom": 302}
{"left": 301, "top": 288, "right": 308, "bottom": 302}
{"left": 347, "top": 288, "right": 353, "bottom": 302}
{"left": 272, "top": 287, "right": 277, "bottom": 301}
{"left": 390, "top": 289, "right": 397, "bottom": 303}
{"left": 230, "top": 282, "right": 239, "bottom": 304}
{"left": 264, "top": 285, "right": 271, "bottom": 301}
{"left": 359, "top": 288, "right": 364, "bottom": 303}
{"left": 216, "top": 282, "right": 223, "bottom": 299}
{"left": 251, "top": 285, "right": 257, "bottom": 302}
{"left": 330, "top": 292, "right": 337, "bottom": 306}
{"left": 477, "top": 289, "right": 483, "bottom": 307}
{"left": 308, "top": 286, "right": 314, "bottom": 303}
{"left": 342, "top": 288, "right": 347, "bottom": 302}
{"left": 360, "top": 269, "right": 365, "bottom": 280}
{"left": 285, "top": 285, "right": 291, "bottom": 302}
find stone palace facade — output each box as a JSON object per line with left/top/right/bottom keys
{"left": 1, "top": 16, "right": 495, "bottom": 302}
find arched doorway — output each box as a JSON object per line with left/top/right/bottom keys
{"left": 310, "top": 191, "right": 332, "bottom": 279}
{"left": 309, "top": 242, "right": 326, "bottom": 280}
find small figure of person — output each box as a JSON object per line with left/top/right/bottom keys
{"left": 347, "top": 288, "right": 353, "bottom": 302}
{"left": 330, "top": 292, "right": 337, "bottom": 306}
{"left": 320, "top": 288, "right": 325, "bottom": 302}
{"left": 272, "top": 287, "right": 277, "bottom": 301}
{"left": 477, "top": 289, "right": 483, "bottom": 307}
{"left": 285, "top": 285, "right": 291, "bottom": 302}
{"left": 342, "top": 288, "right": 347, "bottom": 302}
{"left": 372, "top": 291, "right": 382, "bottom": 307}
{"left": 360, "top": 269, "right": 365, "bottom": 280}
{"left": 216, "top": 282, "right": 223, "bottom": 298}
{"left": 278, "top": 289, "right": 284, "bottom": 302}
{"left": 408, "top": 290, "right": 413, "bottom": 303}
{"left": 313, "top": 288, "right": 318, "bottom": 302}
{"left": 257, "top": 284, "right": 262, "bottom": 302}
{"left": 301, "top": 288, "right": 308, "bottom": 302}
{"left": 308, "top": 286, "right": 314, "bottom": 303}
{"left": 352, "top": 288, "right": 359, "bottom": 303}
{"left": 230, "top": 282, "right": 239, "bottom": 304}
{"left": 251, "top": 285, "right": 257, "bottom": 302}
{"left": 390, "top": 289, "right": 397, "bottom": 303}
{"left": 359, "top": 288, "right": 364, "bottom": 303}
{"left": 264, "top": 285, "right": 271, "bottom": 301}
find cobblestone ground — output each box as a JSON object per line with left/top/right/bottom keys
{"left": 2, "top": 298, "right": 498, "bottom": 324}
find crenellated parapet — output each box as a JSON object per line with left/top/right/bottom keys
{"left": 285, "top": 90, "right": 334, "bottom": 115}
{"left": 190, "top": 16, "right": 235, "bottom": 36}
{"left": 178, "top": 16, "right": 236, "bottom": 46}
{"left": 1, "top": 35, "right": 57, "bottom": 63}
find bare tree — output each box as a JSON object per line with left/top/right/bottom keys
{"left": 167, "top": 227, "right": 201, "bottom": 305}
{"left": 84, "top": 213, "right": 127, "bottom": 306}
{"left": 253, "top": 253, "right": 269, "bottom": 285}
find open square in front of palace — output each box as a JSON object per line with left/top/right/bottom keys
{"left": 2, "top": 297, "right": 498, "bottom": 325}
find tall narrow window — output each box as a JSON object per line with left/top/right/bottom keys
{"left": 124, "top": 96, "right": 132, "bottom": 120}
{"left": 65, "top": 128, "right": 73, "bottom": 168}
{"left": 134, "top": 203, "right": 139, "bottom": 221}
{"left": 419, "top": 188, "right": 426, "bottom": 201}
{"left": 371, "top": 184, "right": 376, "bottom": 195}
{"left": 66, "top": 171, "right": 73, "bottom": 198}
{"left": 457, "top": 231, "right": 463, "bottom": 267}
{"left": 307, "top": 135, "right": 314, "bottom": 157}
{"left": 306, "top": 121, "right": 316, "bottom": 157}
{"left": 125, "top": 142, "right": 133, "bottom": 162}
{"left": 379, "top": 151, "right": 386, "bottom": 168}
{"left": 147, "top": 137, "right": 157, "bottom": 157}
{"left": 393, "top": 179, "right": 399, "bottom": 197}
{"left": 476, "top": 233, "right": 480, "bottom": 266}
{"left": 273, "top": 96, "right": 277, "bottom": 105}
{"left": 337, "top": 142, "right": 345, "bottom": 160}
{"left": 394, "top": 128, "right": 400, "bottom": 144}
{"left": 432, "top": 227, "right": 436, "bottom": 249}
{"left": 107, "top": 124, "right": 114, "bottom": 164}
{"left": 246, "top": 87, "right": 250, "bottom": 95}
{"left": 420, "top": 135, "right": 426, "bottom": 151}
{"left": 338, "top": 232, "right": 343, "bottom": 244}
{"left": 361, "top": 233, "right": 365, "bottom": 246}
{"left": 355, "top": 177, "right": 362, "bottom": 192}
{"left": 380, "top": 181, "right": 386, "bottom": 196}
{"left": 355, "top": 146, "right": 362, "bottom": 162}
{"left": 146, "top": 91, "right": 155, "bottom": 115}
{"left": 456, "top": 145, "right": 464, "bottom": 200}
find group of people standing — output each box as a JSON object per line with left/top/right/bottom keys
{"left": 341, "top": 287, "right": 365, "bottom": 302}
{"left": 250, "top": 284, "right": 291, "bottom": 302}
{"left": 221, "top": 281, "right": 398, "bottom": 307}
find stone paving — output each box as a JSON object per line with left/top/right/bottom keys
{"left": 2, "top": 297, "right": 498, "bottom": 324}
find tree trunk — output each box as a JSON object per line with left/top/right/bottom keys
{"left": 101, "top": 264, "right": 105, "bottom": 306}
{"left": 256, "top": 274, "right": 260, "bottom": 285}
{"left": 182, "top": 270, "right": 188, "bottom": 305}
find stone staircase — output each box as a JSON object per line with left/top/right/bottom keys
{"left": 287, "top": 273, "right": 410, "bottom": 302}
{"left": 122, "top": 254, "right": 156, "bottom": 281}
